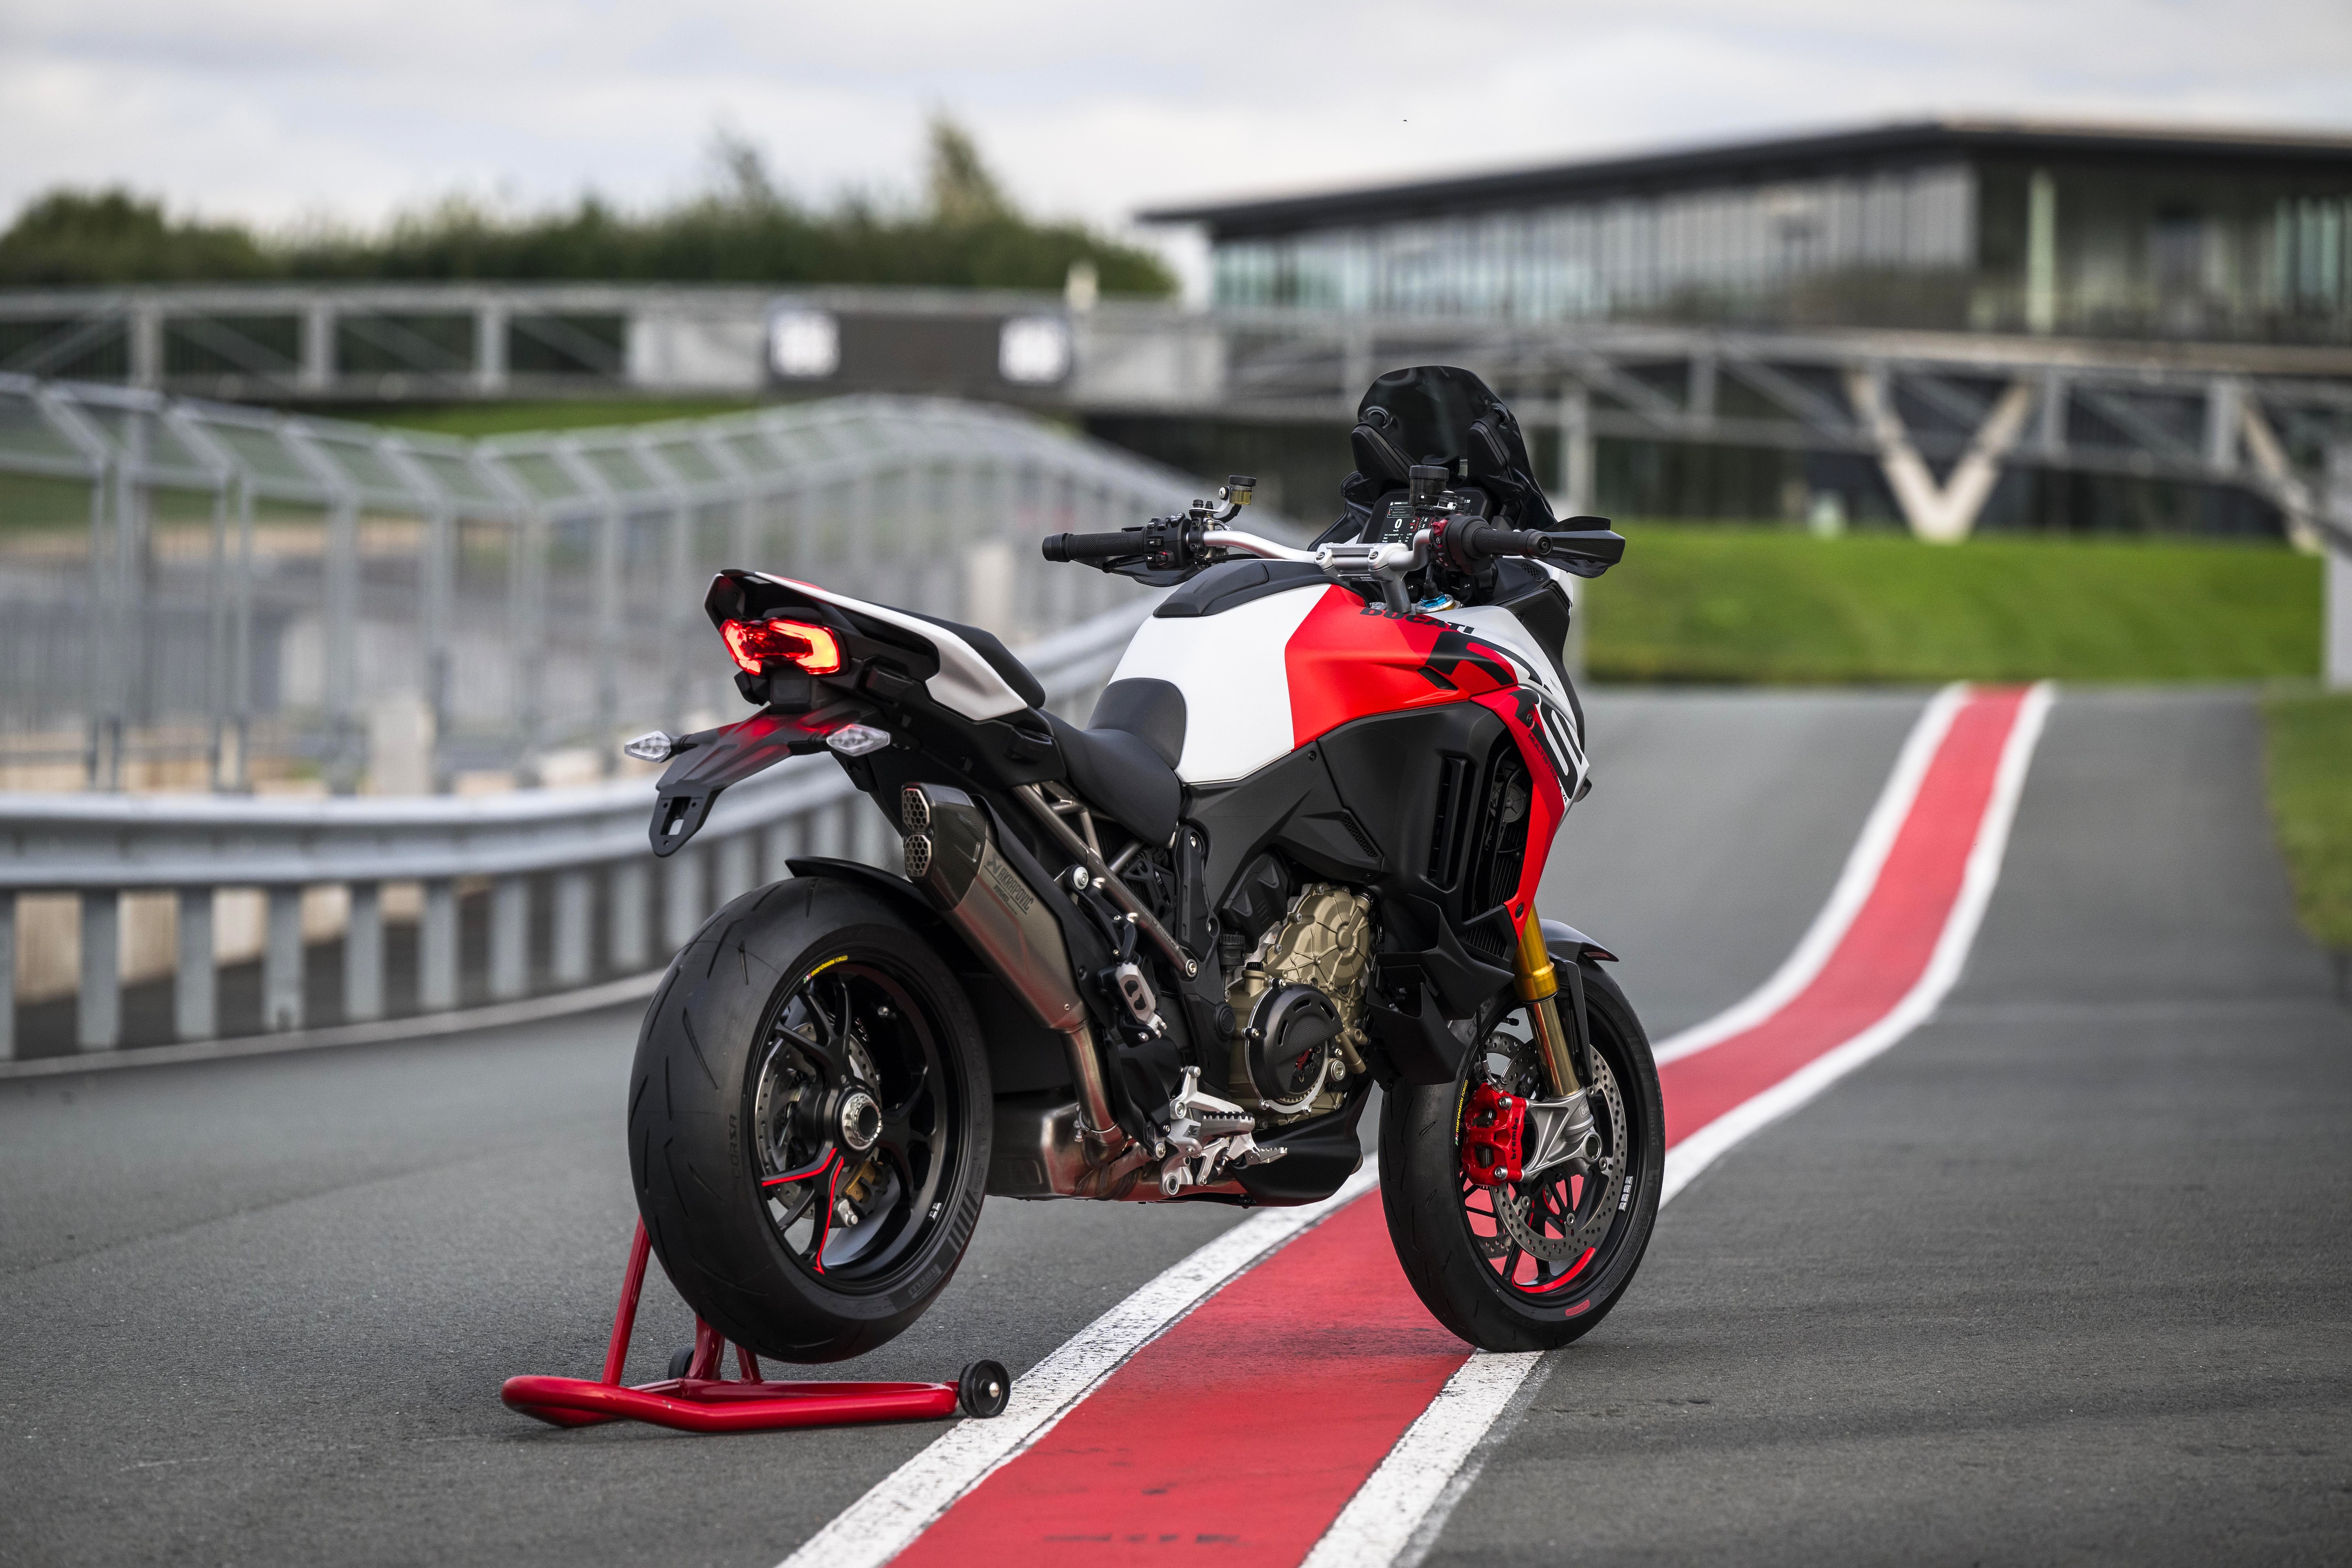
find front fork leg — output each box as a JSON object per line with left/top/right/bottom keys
{"left": 1515, "top": 913, "right": 1582, "bottom": 1098}
{"left": 1515, "top": 913, "right": 1603, "bottom": 1174}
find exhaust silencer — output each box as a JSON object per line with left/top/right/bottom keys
{"left": 899, "top": 783, "right": 1123, "bottom": 1155}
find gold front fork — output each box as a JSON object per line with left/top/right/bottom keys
{"left": 1515, "top": 914, "right": 1583, "bottom": 1098}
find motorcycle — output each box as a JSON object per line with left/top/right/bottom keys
{"left": 624, "top": 365, "right": 1664, "bottom": 1359}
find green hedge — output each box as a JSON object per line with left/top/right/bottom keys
{"left": 1588, "top": 526, "right": 2320, "bottom": 685}
{"left": 2263, "top": 692, "right": 2352, "bottom": 957}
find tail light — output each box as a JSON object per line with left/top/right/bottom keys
{"left": 722, "top": 617, "right": 842, "bottom": 676}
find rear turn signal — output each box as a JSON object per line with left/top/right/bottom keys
{"left": 722, "top": 617, "right": 842, "bottom": 676}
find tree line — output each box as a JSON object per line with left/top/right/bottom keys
{"left": 0, "top": 121, "right": 1176, "bottom": 296}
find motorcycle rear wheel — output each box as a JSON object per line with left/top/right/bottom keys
{"left": 629, "top": 877, "right": 992, "bottom": 1363}
{"left": 1379, "top": 961, "right": 1663, "bottom": 1351}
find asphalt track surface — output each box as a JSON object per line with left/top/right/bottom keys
{"left": 2, "top": 686, "right": 2345, "bottom": 1565}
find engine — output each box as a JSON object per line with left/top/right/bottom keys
{"left": 1222, "top": 883, "right": 1375, "bottom": 1128}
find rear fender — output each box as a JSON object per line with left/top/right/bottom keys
{"left": 648, "top": 700, "right": 869, "bottom": 857}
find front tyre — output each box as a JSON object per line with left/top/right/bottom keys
{"left": 1379, "top": 962, "right": 1663, "bottom": 1351}
{"left": 629, "top": 878, "right": 991, "bottom": 1363}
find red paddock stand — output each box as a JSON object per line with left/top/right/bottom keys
{"left": 502, "top": 1221, "right": 1011, "bottom": 1435}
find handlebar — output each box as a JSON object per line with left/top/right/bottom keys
{"left": 1041, "top": 531, "right": 1148, "bottom": 563}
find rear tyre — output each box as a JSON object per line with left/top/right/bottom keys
{"left": 629, "top": 878, "right": 992, "bottom": 1363}
{"left": 1379, "top": 962, "right": 1663, "bottom": 1351}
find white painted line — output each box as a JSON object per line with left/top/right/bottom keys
{"left": 1298, "top": 1351, "right": 1542, "bottom": 1568}
{"left": 1661, "top": 681, "right": 2051, "bottom": 1202}
{"left": 778, "top": 1167, "right": 1380, "bottom": 1568}
{"left": 1306, "top": 680, "right": 2055, "bottom": 1568}
{"left": 1649, "top": 683, "right": 1965, "bottom": 1066}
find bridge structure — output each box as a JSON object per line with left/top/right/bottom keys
{"left": 4, "top": 280, "right": 2350, "bottom": 547}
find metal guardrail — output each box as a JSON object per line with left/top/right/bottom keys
{"left": 0, "top": 375, "right": 1272, "bottom": 791}
{"left": 0, "top": 596, "right": 1152, "bottom": 1059}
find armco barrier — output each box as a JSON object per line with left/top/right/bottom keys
{"left": 0, "top": 596, "right": 1150, "bottom": 1059}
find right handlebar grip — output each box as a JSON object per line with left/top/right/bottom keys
{"left": 1042, "top": 531, "right": 1144, "bottom": 563}
{"left": 1456, "top": 521, "right": 1556, "bottom": 561}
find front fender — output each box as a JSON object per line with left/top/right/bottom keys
{"left": 1542, "top": 919, "right": 1618, "bottom": 963}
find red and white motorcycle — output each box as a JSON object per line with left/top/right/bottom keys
{"left": 626, "top": 365, "right": 1663, "bottom": 1360}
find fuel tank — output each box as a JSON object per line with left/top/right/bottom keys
{"left": 1108, "top": 566, "right": 1589, "bottom": 793}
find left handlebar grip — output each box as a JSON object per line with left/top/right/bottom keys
{"left": 1043, "top": 531, "right": 1144, "bottom": 563}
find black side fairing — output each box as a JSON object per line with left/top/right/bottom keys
{"left": 1185, "top": 703, "right": 1527, "bottom": 1061}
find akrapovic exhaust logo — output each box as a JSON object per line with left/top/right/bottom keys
{"left": 982, "top": 850, "right": 1035, "bottom": 916}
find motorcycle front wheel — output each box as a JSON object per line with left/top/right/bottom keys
{"left": 628, "top": 877, "right": 992, "bottom": 1363}
{"left": 1379, "top": 961, "right": 1663, "bottom": 1351}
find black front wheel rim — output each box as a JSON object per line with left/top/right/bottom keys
{"left": 1454, "top": 1011, "right": 1638, "bottom": 1305}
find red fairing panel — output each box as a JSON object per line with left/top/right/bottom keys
{"left": 1282, "top": 587, "right": 1519, "bottom": 748}
{"left": 1475, "top": 688, "right": 1571, "bottom": 924}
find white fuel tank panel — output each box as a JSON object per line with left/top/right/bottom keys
{"left": 1107, "top": 587, "right": 1325, "bottom": 785}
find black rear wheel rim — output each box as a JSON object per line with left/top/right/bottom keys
{"left": 747, "top": 955, "right": 957, "bottom": 1287}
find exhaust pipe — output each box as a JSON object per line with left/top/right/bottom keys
{"left": 899, "top": 783, "right": 1124, "bottom": 1155}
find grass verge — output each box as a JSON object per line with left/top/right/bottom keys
{"left": 1588, "top": 526, "right": 2320, "bottom": 685}
{"left": 2261, "top": 691, "right": 2352, "bottom": 966}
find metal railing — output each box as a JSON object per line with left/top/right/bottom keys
{"left": 0, "top": 597, "right": 1152, "bottom": 1059}
{"left": 0, "top": 374, "right": 1269, "bottom": 792}
{"left": 4, "top": 281, "right": 2347, "bottom": 543}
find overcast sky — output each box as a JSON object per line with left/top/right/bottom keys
{"left": 7, "top": 0, "right": 2351, "bottom": 291}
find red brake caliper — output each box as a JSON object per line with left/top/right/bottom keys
{"left": 1460, "top": 1082, "right": 1526, "bottom": 1187}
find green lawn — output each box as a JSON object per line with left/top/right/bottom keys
{"left": 2262, "top": 692, "right": 2352, "bottom": 961}
{"left": 1588, "top": 526, "right": 2321, "bottom": 685}
{"left": 353, "top": 397, "right": 765, "bottom": 438}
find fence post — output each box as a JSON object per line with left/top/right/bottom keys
{"left": 78, "top": 890, "right": 121, "bottom": 1051}
{"left": 763, "top": 818, "right": 802, "bottom": 884}
{"left": 490, "top": 875, "right": 529, "bottom": 1000}
{"left": 609, "top": 861, "right": 649, "bottom": 972}
{"left": 345, "top": 880, "right": 384, "bottom": 1022}
{"left": 663, "top": 849, "right": 706, "bottom": 951}
{"left": 326, "top": 496, "right": 362, "bottom": 793}
{"left": 421, "top": 877, "right": 458, "bottom": 1011}
{"left": 717, "top": 834, "right": 755, "bottom": 906}
{"left": 264, "top": 885, "right": 303, "bottom": 1031}
{"left": 553, "top": 868, "right": 594, "bottom": 986}
{"left": 0, "top": 892, "right": 16, "bottom": 1060}
{"left": 175, "top": 887, "right": 216, "bottom": 1040}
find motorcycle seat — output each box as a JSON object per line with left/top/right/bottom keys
{"left": 904, "top": 611, "right": 1047, "bottom": 708}
{"left": 1046, "top": 679, "right": 1185, "bottom": 848}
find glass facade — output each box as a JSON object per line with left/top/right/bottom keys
{"left": 1212, "top": 165, "right": 1975, "bottom": 324}
{"left": 1971, "top": 159, "right": 2352, "bottom": 341}
{"left": 1206, "top": 147, "right": 2352, "bottom": 343}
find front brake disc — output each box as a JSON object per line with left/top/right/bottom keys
{"left": 1494, "top": 1047, "right": 1627, "bottom": 1263}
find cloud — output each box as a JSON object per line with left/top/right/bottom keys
{"left": 4, "top": 0, "right": 2348, "bottom": 259}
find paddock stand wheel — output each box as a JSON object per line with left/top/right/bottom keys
{"left": 501, "top": 1220, "right": 1014, "bottom": 1435}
